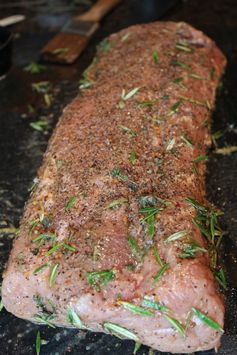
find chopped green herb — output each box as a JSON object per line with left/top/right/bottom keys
{"left": 168, "top": 101, "right": 181, "bottom": 115}
{"left": 32, "top": 81, "right": 50, "bottom": 94}
{"left": 165, "top": 230, "right": 188, "bottom": 243}
{"left": 191, "top": 307, "right": 224, "bottom": 332}
{"left": 105, "top": 198, "right": 128, "bottom": 209}
{"left": 79, "top": 78, "right": 92, "bottom": 89}
{"left": 164, "top": 314, "right": 186, "bottom": 336}
{"left": 171, "top": 59, "right": 191, "bottom": 71}
{"left": 34, "top": 314, "right": 55, "bottom": 328}
{"left": 215, "top": 268, "right": 227, "bottom": 290}
{"left": 179, "top": 239, "right": 207, "bottom": 259}
{"left": 111, "top": 168, "right": 137, "bottom": 190}
{"left": 32, "top": 233, "right": 56, "bottom": 243}
{"left": 86, "top": 270, "right": 115, "bottom": 291}
{"left": 185, "top": 197, "right": 207, "bottom": 213}
{"left": 44, "top": 93, "right": 52, "bottom": 107}
{"left": 128, "top": 236, "right": 142, "bottom": 262}
{"left": 67, "top": 304, "right": 86, "bottom": 329}
{"left": 121, "top": 87, "right": 140, "bottom": 101}
{"left": 142, "top": 296, "right": 168, "bottom": 313}
{"left": 166, "top": 138, "right": 175, "bottom": 151}
{"left": 104, "top": 322, "right": 140, "bottom": 342}
{"left": 210, "top": 67, "right": 215, "bottom": 80}
{"left": 189, "top": 73, "right": 206, "bottom": 80}
{"left": 139, "top": 195, "right": 159, "bottom": 208}
{"left": 133, "top": 342, "right": 141, "bottom": 354}
{"left": 181, "top": 135, "right": 194, "bottom": 148}
{"left": 65, "top": 196, "right": 76, "bottom": 211}
{"left": 175, "top": 41, "right": 194, "bottom": 53}
{"left": 172, "top": 77, "right": 187, "bottom": 90}
{"left": 130, "top": 149, "right": 136, "bottom": 165}
{"left": 36, "top": 331, "right": 41, "bottom": 355}
{"left": 24, "top": 62, "right": 45, "bottom": 74}
{"left": 118, "top": 125, "right": 137, "bottom": 136}
{"left": 121, "top": 32, "right": 130, "bottom": 42}
{"left": 152, "top": 245, "right": 163, "bottom": 266}
{"left": 33, "top": 263, "right": 49, "bottom": 275}
{"left": 192, "top": 218, "right": 211, "bottom": 241}
{"left": 137, "top": 100, "right": 154, "bottom": 108}
{"left": 179, "top": 95, "right": 209, "bottom": 109}
{"left": 140, "top": 207, "right": 160, "bottom": 220}
{"left": 49, "top": 263, "right": 59, "bottom": 287}
{"left": 212, "top": 130, "right": 223, "bottom": 146}
{"left": 152, "top": 50, "right": 159, "bottom": 63}
{"left": 52, "top": 48, "right": 69, "bottom": 55}
{"left": 45, "top": 243, "right": 76, "bottom": 257}
{"left": 153, "top": 263, "right": 170, "bottom": 283}
{"left": 30, "top": 120, "right": 49, "bottom": 132}
{"left": 193, "top": 155, "right": 208, "bottom": 163}
{"left": 97, "top": 39, "right": 111, "bottom": 52}
{"left": 118, "top": 301, "right": 153, "bottom": 316}
{"left": 0, "top": 299, "right": 4, "bottom": 312}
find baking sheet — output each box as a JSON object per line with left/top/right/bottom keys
{"left": 0, "top": 0, "right": 237, "bottom": 354}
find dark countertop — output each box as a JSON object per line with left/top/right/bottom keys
{"left": 0, "top": 0, "right": 237, "bottom": 354}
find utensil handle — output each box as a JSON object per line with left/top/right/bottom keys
{"left": 77, "top": 0, "right": 121, "bottom": 22}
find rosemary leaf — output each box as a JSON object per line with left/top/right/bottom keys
{"left": 142, "top": 296, "right": 168, "bottom": 313}
{"left": 152, "top": 245, "right": 163, "bottom": 266}
{"left": 0, "top": 299, "right": 4, "bottom": 312}
{"left": 133, "top": 342, "right": 141, "bottom": 354}
{"left": 189, "top": 73, "right": 206, "bottom": 80}
{"left": 181, "top": 135, "right": 194, "bottom": 148}
{"left": 65, "top": 196, "right": 76, "bottom": 211}
{"left": 166, "top": 138, "right": 176, "bottom": 151}
{"left": 164, "top": 314, "right": 186, "bottom": 336}
{"left": 25, "top": 62, "right": 45, "bottom": 74}
{"left": 32, "top": 233, "right": 56, "bottom": 243}
{"left": 121, "top": 87, "right": 140, "bottom": 101}
{"left": 49, "top": 264, "right": 59, "bottom": 287}
{"left": 104, "top": 322, "right": 139, "bottom": 342}
{"left": 117, "top": 301, "right": 154, "bottom": 316}
{"left": 130, "top": 149, "right": 137, "bottom": 164}
{"left": 105, "top": 198, "right": 128, "bottom": 209}
{"left": 33, "top": 263, "right": 49, "bottom": 275}
{"left": 165, "top": 230, "right": 188, "bottom": 243}
{"left": 67, "top": 304, "right": 86, "bottom": 329}
{"left": 128, "top": 236, "right": 142, "bottom": 262}
{"left": 152, "top": 50, "right": 159, "bottom": 63}
{"left": 86, "top": 270, "right": 115, "bottom": 291}
{"left": 153, "top": 263, "right": 170, "bottom": 283}
{"left": 118, "top": 125, "right": 137, "bottom": 136}
{"left": 171, "top": 59, "right": 191, "bottom": 71}
{"left": 193, "top": 155, "right": 208, "bottom": 162}
{"left": 36, "top": 331, "right": 41, "bottom": 355}
{"left": 191, "top": 307, "right": 224, "bottom": 332}
{"left": 169, "top": 101, "right": 181, "bottom": 115}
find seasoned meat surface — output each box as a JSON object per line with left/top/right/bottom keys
{"left": 2, "top": 22, "right": 226, "bottom": 353}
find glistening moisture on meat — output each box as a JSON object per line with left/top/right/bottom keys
{"left": 2, "top": 21, "right": 226, "bottom": 353}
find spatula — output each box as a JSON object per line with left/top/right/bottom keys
{"left": 41, "top": 0, "right": 121, "bottom": 64}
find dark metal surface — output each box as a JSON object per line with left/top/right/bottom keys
{"left": 0, "top": 0, "right": 237, "bottom": 354}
